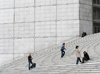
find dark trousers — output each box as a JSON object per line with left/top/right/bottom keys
{"left": 28, "top": 62, "right": 34, "bottom": 70}
{"left": 76, "top": 57, "right": 81, "bottom": 64}
{"left": 61, "top": 50, "right": 65, "bottom": 58}
{"left": 82, "top": 57, "right": 88, "bottom": 63}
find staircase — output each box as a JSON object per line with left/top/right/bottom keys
{"left": 1, "top": 33, "right": 100, "bottom": 74}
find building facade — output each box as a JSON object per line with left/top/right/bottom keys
{"left": 0, "top": 0, "right": 94, "bottom": 65}
{"left": 93, "top": 0, "right": 100, "bottom": 33}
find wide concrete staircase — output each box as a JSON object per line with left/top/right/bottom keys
{"left": 1, "top": 33, "right": 100, "bottom": 74}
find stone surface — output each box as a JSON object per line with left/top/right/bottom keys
{"left": 1, "top": 33, "right": 100, "bottom": 74}
{"left": 79, "top": 0, "right": 93, "bottom": 35}
{"left": 0, "top": 0, "right": 81, "bottom": 65}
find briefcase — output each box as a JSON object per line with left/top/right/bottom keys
{"left": 33, "top": 63, "right": 36, "bottom": 67}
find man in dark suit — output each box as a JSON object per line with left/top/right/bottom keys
{"left": 28, "top": 53, "right": 34, "bottom": 70}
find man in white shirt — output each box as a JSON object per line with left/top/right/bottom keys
{"left": 76, "top": 46, "right": 81, "bottom": 64}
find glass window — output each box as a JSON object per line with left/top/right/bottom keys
{"left": 93, "top": 0, "right": 96, "bottom": 4}
{"left": 93, "top": 0, "right": 100, "bottom": 4}
{"left": 94, "top": 27, "right": 97, "bottom": 33}
{"left": 99, "top": 27, "right": 100, "bottom": 32}
{"left": 97, "top": 0, "right": 99, "bottom": 4}
{"left": 93, "top": 8, "right": 100, "bottom": 20}
{"left": 98, "top": 27, "right": 99, "bottom": 32}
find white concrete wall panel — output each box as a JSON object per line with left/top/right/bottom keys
{"left": 15, "top": 7, "right": 34, "bottom": 23}
{"left": 0, "top": 9, "right": 14, "bottom": 23}
{"left": 0, "top": 54, "right": 13, "bottom": 65}
{"left": 0, "top": 0, "right": 14, "bottom": 9}
{"left": 35, "top": 0, "right": 56, "bottom": 6}
{"left": 35, "top": 6, "right": 56, "bottom": 21}
{"left": 14, "top": 38, "right": 34, "bottom": 53}
{"left": 14, "top": 23, "right": 34, "bottom": 38}
{"left": 57, "top": 0, "right": 79, "bottom": 4}
{"left": 80, "top": 4, "right": 92, "bottom": 21}
{"left": 57, "top": 20, "right": 79, "bottom": 37}
{"left": 57, "top": 5, "right": 68, "bottom": 20}
{"left": 80, "top": 20, "right": 92, "bottom": 34}
{"left": 57, "top": 4, "right": 79, "bottom": 20}
{"left": 15, "top": 0, "right": 34, "bottom": 7}
{"left": 0, "top": 39, "right": 13, "bottom": 53}
{"left": 80, "top": 0, "right": 92, "bottom": 5}
{"left": 35, "top": 22, "right": 56, "bottom": 37}
{"left": 0, "top": 24, "right": 13, "bottom": 38}
{"left": 35, "top": 37, "right": 56, "bottom": 51}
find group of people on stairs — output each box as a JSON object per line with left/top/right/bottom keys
{"left": 76, "top": 46, "right": 90, "bottom": 64}
{"left": 61, "top": 43, "right": 90, "bottom": 65}
{"left": 28, "top": 34, "right": 90, "bottom": 70}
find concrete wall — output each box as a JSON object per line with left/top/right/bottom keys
{"left": 79, "top": 0, "right": 93, "bottom": 36}
{"left": 0, "top": 0, "right": 80, "bottom": 65}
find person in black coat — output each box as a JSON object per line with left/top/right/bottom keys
{"left": 84, "top": 32, "right": 87, "bottom": 36}
{"left": 82, "top": 32, "right": 87, "bottom": 37}
{"left": 82, "top": 32, "right": 85, "bottom": 37}
{"left": 82, "top": 51, "right": 90, "bottom": 63}
{"left": 28, "top": 53, "right": 34, "bottom": 70}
